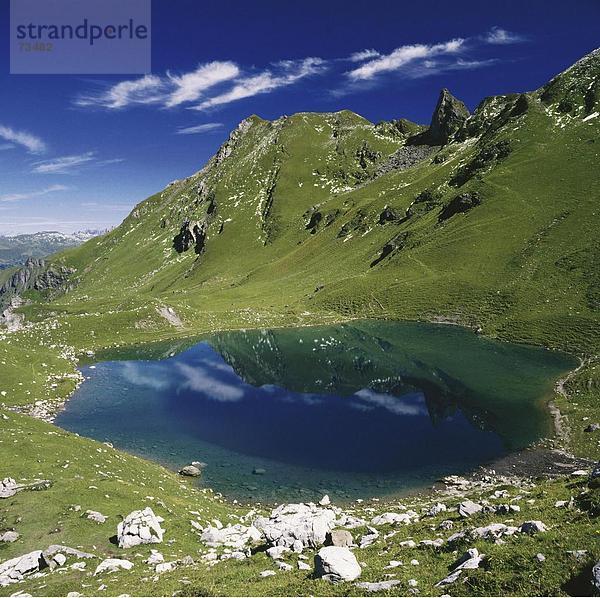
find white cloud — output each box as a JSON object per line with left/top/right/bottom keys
{"left": 120, "top": 362, "right": 170, "bottom": 391}
{"left": 349, "top": 49, "right": 381, "bottom": 62}
{"left": 0, "top": 184, "right": 68, "bottom": 202}
{"left": 166, "top": 61, "right": 239, "bottom": 107}
{"left": 75, "top": 74, "right": 164, "bottom": 109}
{"left": 175, "top": 362, "right": 245, "bottom": 402}
{"left": 194, "top": 58, "right": 325, "bottom": 111}
{"left": 352, "top": 388, "right": 427, "bottom": 416}
{"left": 32, "top": 152, "right": 96, "bottom": 174}
{"left": 484, "top": 26, "right": 526, "bottom": 45}
{"left": 176, "top": 122, "right": 224, "bottom": 135}
{"left": 0, "top": 124, "right": 46, "bottom": 154}
{"left": 347, "top": 38, "right": 465, "bottom": 80}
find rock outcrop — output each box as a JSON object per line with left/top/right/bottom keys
{"left": 0, "top": 258, "right": 74, "bottom": 311}
{"left": 253, "top": 503, "right": 336, "bottom": 552}
{"left": 427, "top": 88, "right": 470, "bottom": 144}
{"left": 173, "top": 220, "right": 207, "bottom": 254}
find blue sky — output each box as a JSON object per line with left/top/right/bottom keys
{"left": 0, "top": 0, "right": 598, "bottom": 235}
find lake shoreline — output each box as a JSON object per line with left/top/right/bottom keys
{"left": 53, "top": 318, "right": 585, "bottom": 507}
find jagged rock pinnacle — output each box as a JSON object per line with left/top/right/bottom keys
{"left": 428, "top": 88, "right": 470, "bottom": 144}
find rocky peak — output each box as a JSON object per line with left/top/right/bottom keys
{"left": 428, "top": 88, "right": 470, "bottom": 144}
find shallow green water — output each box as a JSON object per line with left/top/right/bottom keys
{"left": 56, "top": 321, "right": 577, "bottom": 503}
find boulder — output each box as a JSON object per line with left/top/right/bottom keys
{"left": 356, "top": 580, "right": 402, "bottom": 592}
{"left": 266, "top": 546, "right": 289, "bottom": 560}
{"left": 85, "top": 510, "right": 107, "bottom": 524}
{"left": 436, "top": 548, "right": 485, "bottom": 587}
{"left": 260, "top": 569, "right": 276, "bottom": 578}
{"left": 145, "top": 550, "right": 164, "bottom": 565}
{"left": 42, "top": 545, "right": 95, "bottom": 563}
{"left": 155, "top": 561, "right": 176, "bottom": 574}
{"left": 371, "top": 511, "right": 415, "bottom": 526}
{"left": 0, "top": 478, "right": 19, "bottom": 499}
{"left": 458, "top": 500, "right": 483, "bottom": 518}
{"left": 359, "top": 527, "right": 379, "bottom": 548}
{"left": 519, "top": 521, "right": 547, "bottom": 535}
{"left": 426, "top": 502, "right": 447, "bottom": 517}
{"left": 314, "top": 546, "right": 361, "bottom": 583}
{"left": 584, "top": 423, "right": 600, "bottom": 433}
{"left": 439, "top": 192, "right": 481, "bottom": 222}
{"left": 201, "top": 524, "right": 261, "bottom": 549}
{"left": 117, "top": 507, "right": 164, "bottom": 549}
{"left": 254, "top": 503, "right": 336, "bottom": 551}
{"left": 179, "top": 465, "right": 202, "bottom": 477}
{"left": 0, "top": 550, "right": 43, "bottom": 586}
{"left": 94, "top": 558, "right": 134, "bottom": 576}
{"left": 325, "top": 530, "right": 353, "bottom": 548}
{"left": 319, "top": 495, "right": 331, "bottom": 506}
{"left": 592, "top": 561, "right": 600, "bottom": 592}
{"left": 0, "top": 531, "right": 19, "bottom": 543}
{"left": 471, "top": 523, "right": 519, "bottom": 541}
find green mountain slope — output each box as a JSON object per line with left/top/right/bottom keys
{"left": 24, "top": 48, "right": 599, "bottom": 357}
{"left": 0, "top": 49, "right": 599, "bottom": 598}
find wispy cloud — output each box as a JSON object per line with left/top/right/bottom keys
{"left": 74, "top": 31, "right": 528, "bottom": 112}
{"left": 31, "top": 152, "right": 123, "bottom": 174}
{"left": 0, "top": 184, "right": 69, "bottom": 202}
{"left": 175, "top": 362, "right": 245, "bottom": 402}
{"left": 352, "top": 388, "right": 427, "bottom": 416}
{"left": 0, "top": 124, "right": 46, "bottom": 154}
{"left": 75, "top": 61, "right": 240, "bottom": 110}
{"left": 349, "top": 49, "right": 381, "bottom": 62}
{"left": 75, "top": 74, "right": 164, "bottom": 109}
{"left": 193, "top": 58, "right": 326, "bottom": 111}
{"left": 166, "top": 61, "right": 240, "bottom": 107}
{"left": 346, "top": 38, "right": 465, "bottom": 81}
{"left": 176, "top": 122, "right": 224, "bottom": 135}
{"left": 483, "top": 26, "right": 527, "bottom": 45}
{"left": 32, "top": 152, "right": 96, "bottom": 174}
{"left": 76, "top": 58, "right": 326, "bottom": 112}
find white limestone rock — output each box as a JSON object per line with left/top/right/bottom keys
{"left": 314, "top": 546, "right": 361, "bottom": 583}
{"left": 94, "top": 558, "right": 134, "bottom": 576}
{"left": 117, "top": 507, "right": 164, "bottom": 549}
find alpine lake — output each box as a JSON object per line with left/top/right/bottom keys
{"left": 55, "top": 320, "right": 577, "bottom": 504}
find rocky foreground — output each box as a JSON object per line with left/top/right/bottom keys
{"left": 1, "top": 462, "right": 600, "bottom": 596}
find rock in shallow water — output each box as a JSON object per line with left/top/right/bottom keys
{"left": 179, "top": 465, "right": 202, "bottom": 477}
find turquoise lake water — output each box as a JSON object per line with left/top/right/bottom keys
{"left": 55, "top": 321, "right": 577, "bottom": 503}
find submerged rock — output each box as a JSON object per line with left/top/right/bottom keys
{"left": 179, "top": 465, "right": 202, "bottom": 477}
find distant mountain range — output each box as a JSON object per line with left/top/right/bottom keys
{"left": 0, "top": 230, "right": 106, "bottom": 269}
